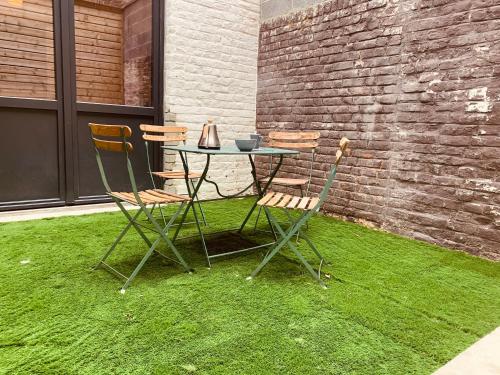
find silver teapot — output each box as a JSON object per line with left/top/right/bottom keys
{"left": 198, "top": 120, "right": 221, "bottom": 149}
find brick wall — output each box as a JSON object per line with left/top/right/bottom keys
{"left": 256, "top": 0, "right": 500, "bottom": 259}
{"left": 163, "top": 0, "right": 260, "bottom": 197}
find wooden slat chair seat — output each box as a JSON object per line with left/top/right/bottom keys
{"left": 248, "top": 137, "right": 351, "bottom": 289}
{"left": 254, "top": 130, "right": 321, "bottom": 231}
{"left": 152, "top": 171, "right": 202, "bottom": 180}
{"left": 257, "top": 192, "right": 319, "bottom": 211}
{"left": 110, "top": 189, "right": 191, "bottom": 206}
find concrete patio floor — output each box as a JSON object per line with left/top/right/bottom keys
{"left": 0, "top": 203, "right": 129, "bottom": 223}
{"left": 433, "top": 327, "right": 500, "bottom": 375}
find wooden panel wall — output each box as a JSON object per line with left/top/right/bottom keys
{"left": 74, "top": 0, "right": 123, "bottom": 104}
{"left": 0, "top": 0, "right": 137, "bottom": 104}
{"left": 0, "top": 0, "right": 55, "bottom": 99}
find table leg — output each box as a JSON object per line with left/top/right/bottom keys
{"left": 173, "top": 152, "right": 211, "bottom": 267}
{"left": 238, "top": 154, "right": 283, "bottom": 237}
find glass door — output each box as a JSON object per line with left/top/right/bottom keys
{"left": 67, "top": 0, "right": 161, "bottom": 204}
{"left": 0, "top": 0, "right": 164, "bottom": 210}
{"left": 0, "top": 0, "right": 65, "bottom": 210}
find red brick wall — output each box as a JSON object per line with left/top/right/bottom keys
{"left": 123, "top": 0, "right": 152, "bottom": 106}
{"left": 256, "top": 0, "right": 500, "bottom": 259}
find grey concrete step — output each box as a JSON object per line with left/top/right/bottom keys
{"left": 433, "top": 327, "right": 500, "bottom": 375}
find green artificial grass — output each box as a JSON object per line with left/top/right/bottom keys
{"left": 0, "top": 198, "right": 499, "bottom": 374}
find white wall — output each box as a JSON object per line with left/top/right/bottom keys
{"left": 163, "top": 0, "right": 260, "bottom": 198}
{"left": 261, "top": 0, "right": 327, "bottom": 21}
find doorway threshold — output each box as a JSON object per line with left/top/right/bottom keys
{"left": 0, "top": 203, "right": 133, "bottom": 223}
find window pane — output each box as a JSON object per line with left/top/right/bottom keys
{"left": 74, "top": 0, "right": 152, "bottom": 106}
{"left": 0, "top": 0, "right": 56, "bottom": 100}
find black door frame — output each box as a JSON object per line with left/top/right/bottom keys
{"left": 0, "top": 0, "right": 164, "bottom": 210}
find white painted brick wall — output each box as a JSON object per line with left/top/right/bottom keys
{"left": 163, "top": 0, "right": 260, "bottom": 198}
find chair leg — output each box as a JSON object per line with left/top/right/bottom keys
{"left": 250, "top": 202, "right": 278, "bottom": 240}
{"left": 155, "top": 203, "right": 195, "bottom": 272}
{"left": 152, "top": 202, "right": 186, "bottom": 261}
{"left": 253, "top": 205, "right": 263, "bottom": 233}
{"left": 120, "top": 236, "right": 161, "bottom": 293}
{"left": 190, "top": 180, "right": 208, "bottom": 226}
{"left": 282, "top": 209, "right": 326, "bottom": 263}
{"left": 248, "top": 208, "right": 300, "bottom": 278}
{"left": 108, "top": 201, "right": 154, "bottom": 249}
{"left": 156, "top": 203, "right": 168, "bottom": 227}
{"left": 97, "top": 201, "right": 192, "bottom": 292}
{"left": 94, "top": 207, "right": 144, "bottom": 269}
{"left": 288, "top": 244, "right": 326, "bottom": 289}
{"left": 298, "top": 185, "right": 309, "bottom": 231}
{"left": 248, "top": 207, "right": 326, "bottom": 288}
{"left": 142, "top": 202, "right": 193, "bottom": 273}
{"left": 273, "top": 211, "right": 326, "bottom": 288}
{"left": 188, "top": 201, "right": 211, "bottom": 268}
{"left": 248, "top": 231, "right": 291, "bottom": 279}
{"left": 298, "top": 230, "right": 326, "bottom": 263}
{"left": 277, "top": 210, "right": 324, "bottom": 286}
{"left": 120, "top": 204, "right": 190, "bottom": 293}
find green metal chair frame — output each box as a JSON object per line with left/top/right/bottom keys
{"left": 89, "top": 123, "right": 193, "bottom": 293}
{"left": 247, "top": 137, "right": 350, "bottom": 288}
{"left": 139, "top": 124, "right": 207, "bottom": 227}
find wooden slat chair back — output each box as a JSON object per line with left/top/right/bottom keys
{"left": 265, "top": 131, "right": 321, "bottom": 190}
{"left": 88, "top": 123, "right": 192, "bottom": 292}
{"left": 267, "top": 131, "right": 320, "bottom": 150}
{"left": 249, "top": 137, "right": 351, "bottom": 288}
{"left": 89, "top": 123, "right": 133, "bottom": 153}
{"left": 139, "top": 124, "right": 191, "bottom": 179}
{"left": 139, "top": 124, "right": 188, "bottom": 143}
{"left": 89, "top": 123, "right": 135, "bottom": 194}
{"left": 139, "top": 124, "right": 198, "bottom": 180}
{"left": 138, "top": 123, "right": 207, "bottom": 226}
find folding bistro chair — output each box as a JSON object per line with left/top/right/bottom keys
{"left": 139, "top": 124, "right": 207, "bottom": 226}
{"left": 89, "top": 123, "right": 193, "bottom": 293}
{"left": 254, "top": 131, "right": 320, "bottom": 232}
{"left": 247, "top": 137, "right": 350, "bottom": 288}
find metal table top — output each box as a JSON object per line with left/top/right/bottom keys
{"left": 162, "top": 145, "right": 299, "bottom": 156}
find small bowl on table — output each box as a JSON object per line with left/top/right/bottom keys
{"left": 235, "top": 139, "right": 257, "bottom": 152}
